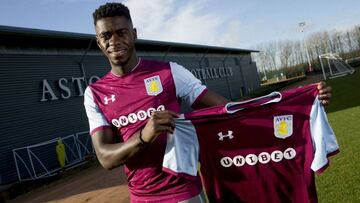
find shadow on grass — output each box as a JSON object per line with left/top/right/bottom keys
{"left": 324, "top": 69, "right": 360, "bottom": 113}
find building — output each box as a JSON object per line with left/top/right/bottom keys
{"left": 0, "top": 25, "right": 260, "bottom": 185}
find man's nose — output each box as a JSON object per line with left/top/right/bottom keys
{"left": 109, "top": 33, "right": 122, "bottom": 45}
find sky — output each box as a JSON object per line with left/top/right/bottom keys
{"left": 0, "top": 0, "right": 359, "bottom": 49}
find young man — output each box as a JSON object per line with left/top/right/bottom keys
{"left": 84, "top": 3, "right": 332, "bottom": 203}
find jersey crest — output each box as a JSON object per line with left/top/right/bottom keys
{"left": 144, "top": 75, "right": 163, "bottom": 96}
{"left": 273, "top": 115, "right": 293, "bottom": 139}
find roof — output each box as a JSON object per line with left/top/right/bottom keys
{"left": 0, "top": 25, "right": 258, "bottom": 54}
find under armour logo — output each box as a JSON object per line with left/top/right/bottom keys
{"left": 104, "top": 95, "right": 116, "bottom": 105}
{"left": 218, "top": 131, "right": 234, "bottom": 141}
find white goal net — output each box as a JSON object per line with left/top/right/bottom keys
{"left": 319, "top": 53, "right": 356, "bottom": 80}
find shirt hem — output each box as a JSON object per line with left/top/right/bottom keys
{"left": 162, "top": 167, "right": 198, "bottom": 181}
{"left": 130, "top": 184, "right": 201, "bottom": 203}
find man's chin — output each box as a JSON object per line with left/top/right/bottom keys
{"left": 111, "top": 58, "right": 129, "bottom": 67}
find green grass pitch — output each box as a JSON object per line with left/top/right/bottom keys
{"left": 316, "top": 69, "right": 360, "bottom": 203}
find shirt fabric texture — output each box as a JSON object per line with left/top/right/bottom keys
{"left": 163, "top": 84, "right": 339, "bottom": 203}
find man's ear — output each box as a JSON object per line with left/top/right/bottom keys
{"left": 95, "top": 35, "right": 107, "bottom": 55}
{"left": 133, "top": 28, "right": 137, "bottom": 40}
{"left": 95, "top": 36, "right": 103, "bottom": 49}
{"left": 96, "top": 36, "right": 101, "bottom": 47}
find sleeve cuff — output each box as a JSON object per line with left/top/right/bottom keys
{"left": 315, "top": 149, "right": 340, "bottom": 175}
{"left": 191, "top": 88, "right": 208, "bottom": 108}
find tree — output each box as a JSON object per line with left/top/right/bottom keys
{"left": 253, "top": 24, "right": 360, "bottom": 79}
{"left": 278, "top": 40, "right": 293, "bottom": 68}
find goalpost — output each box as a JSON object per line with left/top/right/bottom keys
{"left": 319, "top": 53, "right": 356, "bottom": 80}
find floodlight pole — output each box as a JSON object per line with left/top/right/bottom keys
{"left": 298, "top": 22, "right": 313, "bottom": 72}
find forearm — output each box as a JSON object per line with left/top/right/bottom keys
{"left": 93, "top": 129, "right": 146, "bottom": 170}
{"left": 92, "top": 111, "right": 178, "bottom": 170}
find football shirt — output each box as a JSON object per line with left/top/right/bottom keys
{"left": 163, "top": 84, "right": 339, "bottom": 203}
{"left": 84, "top": 59, "right": 207, "bottom": 202}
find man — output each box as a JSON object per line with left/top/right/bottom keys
{"left": 84, "top": 2, "right": 332, "bottom": 203}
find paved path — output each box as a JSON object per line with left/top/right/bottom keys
{"left": 8, "top": 164, "right": 130, "bottom": 203}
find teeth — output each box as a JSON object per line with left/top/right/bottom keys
{"left": 108, "top": 48, "right": 126, "bottom": 54}
{"left": 111, "top": 50, "right": 125, "bottom": 54}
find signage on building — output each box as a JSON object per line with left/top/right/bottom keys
{"left": 40, "top": 76, "right": 100, "bottom": 102}
{"left": 190, "top": 67, "right": 233, "bottom": 80}
{"left": 40, "top": 67, "right": 233, "bottom": 102}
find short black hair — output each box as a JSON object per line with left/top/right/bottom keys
{"left": 93, "top": 2, "right": 132, "bottom": 25}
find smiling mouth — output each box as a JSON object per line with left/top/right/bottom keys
{"left": 109, "top": 48, "right": 127, "bottom": 56}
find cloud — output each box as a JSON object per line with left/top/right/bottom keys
{"left": 124, "top": 0, "right": 245, "bottom": 48}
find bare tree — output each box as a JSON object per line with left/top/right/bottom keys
{"left": 253, "top": 24, "right": 360, "bottom": 76}
{"left": 344, "top": 31, "right": 353, "bottom": 53}
{"left": 266, "top": 42, "right": 278, "bottom": 70}
{"left": 278, "top": 40, "right": 293, "bottom": 68}
{"left": 252, "top": 43, "right": 270, "bottom": 80}
{"left": 352, "top": 25, "right": 360, "bottom": 50}
{"left": 306, "top": 31, "right": 330, "bottom": 66}
{"left": 292, "top": 41, "right": 303, "bottom": 65}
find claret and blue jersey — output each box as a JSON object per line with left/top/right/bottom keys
{"left": 84, "top": 59, "right": 208, "bottom": 202}
{"left": 163, "top": 84, "right": 339, "bottom": 203}
{"left": 84, "top": 60, "right": 339, "bottom": 203}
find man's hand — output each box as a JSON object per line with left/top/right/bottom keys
{"left": 317, "top": 81, "right": 332, "bottom": 106}
{"left": 141, "top": 110, "right": 178, "bottom": 143}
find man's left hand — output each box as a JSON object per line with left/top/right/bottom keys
{"left": 317, "top": 81, "right": 332, "bottom": 106}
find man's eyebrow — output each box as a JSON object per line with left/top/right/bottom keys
{"left": 98, "top": 31, "right": 109, "bottom": 36}
{"left": 116, "top": 28, "right": 130, "bottom": 32}
{"left": 99, "top": 28, "right": 129, "bottom": 34}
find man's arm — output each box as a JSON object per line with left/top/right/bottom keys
{"left": 91, "top": 110, "right": 178, "bottom": 170}
{"left": 91, "top": 128, "right": 145, "bottom": 170}
{"left": 192, "top": 90, "right": 229, "bottom": 109}
{"left": 85, "top": 86, "right": 178, "bottom": 170}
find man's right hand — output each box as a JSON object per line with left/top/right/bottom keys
{"left": 91, "top": 110, "right": 178, "bottom": 170}
{"left": 141, "top": 110, "right": 179, "bottom": 143}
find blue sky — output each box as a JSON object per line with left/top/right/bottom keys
{"left": 0, "top": 0, "right": 359, "bottom": 49}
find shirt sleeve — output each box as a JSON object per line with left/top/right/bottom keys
{"left": 309, "top": 96, "right": 339, "bottom": 173}
{"left": 170, "top": 62, "right": 207, "bottom": 107}
{"left": 162, "top": 118, "right": 199, "bottom": 179}
{"left": 84, "top": 87, "right": 111, "bottom": 135}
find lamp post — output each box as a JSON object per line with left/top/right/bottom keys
{"left": 298, "top": 22, "right": 313, "bottom": 72}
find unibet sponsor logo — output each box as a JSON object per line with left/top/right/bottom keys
{"left": 220, "top": 148, "right": 296, "bottom": 168}
{"left": 111, "top": 105, "right": 165, "bottom": 128}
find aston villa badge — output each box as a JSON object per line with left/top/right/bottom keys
{"left": 144, "top": 75, "right": 163, "bottom": 96}
{"left": 274, "top": 115, "right": 293, "bottom": 139}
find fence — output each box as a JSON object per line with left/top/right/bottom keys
{"left": 13, "top": 131, "right": 94, "bottom": 182}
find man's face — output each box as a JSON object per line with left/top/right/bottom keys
{"left": 95, "top": 16, "right": 137, "bottom": 67}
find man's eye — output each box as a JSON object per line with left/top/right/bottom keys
{"left": 117, "top": 30, "right": 130, "bottom": 36}
{"left": 100, "top": 33, "right": 111, "bottom": 40}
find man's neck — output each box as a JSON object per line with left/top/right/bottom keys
{"left": 111, "top": 55, "right": 139, "bottom": 76}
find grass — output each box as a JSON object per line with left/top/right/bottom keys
{"left": 316, "top": 69, "right": 360, "bottom": 203}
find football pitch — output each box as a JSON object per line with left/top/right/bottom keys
{"left": 316, "top": 69, "right": 360, "bottom": 203}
